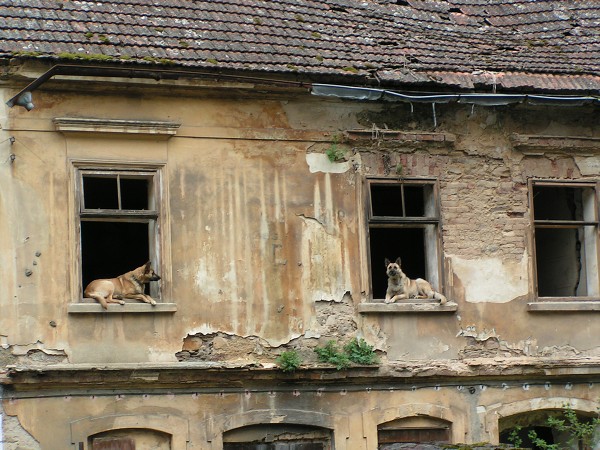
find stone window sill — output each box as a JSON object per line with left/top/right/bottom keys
{"left": 68, "top": 302, "right": 177, "bottom": 314}
{"left": 358, "top": 300, "right": 458, "bottom": 314}
{"left": 527, "top": 299, "right": 600, "bottom": 312}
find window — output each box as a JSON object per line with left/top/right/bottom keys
{"left": 75, "top": 165, "right": 163, "bottom": 302}
{"left": 89, "top": 429, "right": 171, "bottom": 449}
{"left": 531, "top": 181, "right": 599, "bottom": 299}
{"left": 378, "top": 417, "right": 451, "bottom": 448}
{"left": 367, "top": 178, "right": 443, "bottom": 300}
{"left": 223, "top": 424, "right": 332, "bottom": 450}
{"left": 92, "top": 437, "right": 135, "bottom": 450}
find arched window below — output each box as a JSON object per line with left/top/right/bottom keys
{"left": 223, "top": 424, "right": 333, "bottom": 450}
{"left": 377, "top": 416, "right": 451, "bottom": 449}
{"left": 90, "top": 428, "right": 171, "bottom": 450}
{"left": 499, "top": 409, "right": 600, "bottom": 450}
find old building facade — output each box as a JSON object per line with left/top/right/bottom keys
{"left": 1, "top": 1, "right": 599, "bottom": 449}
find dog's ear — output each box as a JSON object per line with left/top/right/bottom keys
{"left": 385, "top": 258, "right": 390, "bottom": 267}
{"left": 143, "top": 261, "right": 151, "bottom": 271}
{"left": 395, "top": 257, "right": 401, "bottom": 266}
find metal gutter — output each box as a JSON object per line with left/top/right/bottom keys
{"left": 310, "top": 83, "right": 600, "bottom": 107}
{"left": 5, "top": 64, "right": 311, "bottom": 110}
{"left": 7, "top": 68, "right": 599, "bottom": 111}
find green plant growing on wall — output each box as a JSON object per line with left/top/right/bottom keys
{"left": 343, "top": 338, "right": 379, "bottom": 365}
{"left": 395, "top": 163, "right": 404, "bottom": 177}
{"left": 314, "top": 340, "right": 351, "bottom": 370}
{"left": 506, "top": 404, "right": 600, "bottom": 450}
{"left": 276, "top": 350, "right": 302, "bottom": 373}
{"left": 507, "top": 426, "right": 523, "bottom": 448}
{"left": 325, "top": 134, "right": 346, "bottom": 162}
{"left": 315, "top": 338, "right": 379, "bottom": 370}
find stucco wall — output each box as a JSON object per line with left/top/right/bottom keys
{"left": 2, "top": 82, "right": 599, "bottom": 365}
{"left": 1, "top": 76, "right": 599, "bottom": 448}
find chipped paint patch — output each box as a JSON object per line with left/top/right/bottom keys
{"left": 193, "top": 259, "right": 223, "bottom": 300}
{"left": 574, "top": 156, "right": 600, "bottom": 176}
{"left": 306, "top": 153, "right": 351, "bottom": 173}
{"left": 451, "top": 254, "right": 528, "bottom": 303}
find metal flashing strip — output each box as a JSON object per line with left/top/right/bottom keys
{"left": 311, "top": 83, "right": 600, "bottom": 106}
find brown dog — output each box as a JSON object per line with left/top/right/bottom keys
{"left": 84, "top": 262, "right": 161, "bottom": 309}
{"left": 384, "top": 257, "right": 446, "bottom": 304}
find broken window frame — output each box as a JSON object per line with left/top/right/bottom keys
{"left": 365, "top": 177, "right": 444, "bottom": 302}
{"left": 377, "top": 416, "right": 451, "bottom": 448}
{"left": 72, "top": 162, "right": 165, "bottom": 304}
{"left": 530, "top": 179, "right": 600, "bottom": 301}
{"left": 223, "top": 424, "right": 333, "bottom": 450}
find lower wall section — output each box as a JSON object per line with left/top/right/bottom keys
{"left": 2, "top": 369, "right": 600, "bottom": 450}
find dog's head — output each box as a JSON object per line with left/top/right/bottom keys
{"left": 385, "top": 257, "right": 403, "bottom": 278}
{"left": 138, "top": 261, "right": 161, "bottom": 282}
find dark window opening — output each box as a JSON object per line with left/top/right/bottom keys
{"left": 368, "top": 180, "right": 441, "bottom": 300}
{"left": 77, "top": 169, "right": 159, "bottom": 300}
{"left": 378, "top": 417, "right": 451, "bottom": 448}
{"left": 378, "top": 428, "right": 450, "bottom": 448}
{"left": 224, "top": 443, "right": 324, "bottom": 450}
{"left": 223, "top": 424, "right": 331, "bottom": 450}
{"left": 371, "top": 185, "right": 426, "bottom": 217}
{"left": 83, "top": 175, "right": 150, "bottom": 211}
{"left": 92, "top": 437, "right": 135, "bottom": 450}
{"left": 533, "top": 186, "right": 586, "bottom": 221}
{"left": 370, "top": 228, "right": 426, "bottom": 299}
{"left": 81, "top": 221, "right": 150, "bottom": 289}
{"left": 532, "top": 183, "right": 599, "bottom": 298}
{"left": 500, "top": 426, "right": 554, "bottom": 450}
{"left": 83, "top": 177, "right": 119, "bottom": 209}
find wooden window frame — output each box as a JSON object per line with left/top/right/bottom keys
{"left": 68, "top": 161, "right": 175, "bottom": 313}
{"left": 365, "top": 177, "right": 444, "bottom": 303}
{"left": 529, "top": 179, "right": 600, "bottom": 308}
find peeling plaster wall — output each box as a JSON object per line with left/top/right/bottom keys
{"left": 0, "top": 80, "right": 599, "bottom": 368}
{"left": 2, "top": 381, "right": 599, "bottom": 448}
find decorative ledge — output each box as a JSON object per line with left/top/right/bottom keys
{"left": 527, "top": 301, "right": 600, "bottom": 312}
{"left": 511, "top": 134, "right": 600, "bottom": 152}
{"left": 358, "top": 300, "right": 458, "bottom": 313}
{"left": 68, "top": 302, "right": 177, "bottom": 314}
{"left": 54, "top": 118, "right": 181, "bottom": 136}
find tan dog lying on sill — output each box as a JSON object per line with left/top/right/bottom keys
{"left": 384, "top": 257, "right": 446, "bottom": 304}
{"left": 84, "top": 262, "right": 161, "bottom": 309}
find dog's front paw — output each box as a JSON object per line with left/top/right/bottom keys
{"left": 150, "top": 299, "right": 156, "bottom": 306}
{"left": 118, "top": 300, "right": 125, "bottom": 305}
{"left": 384, "top": 298, "right": 394, "bottom": 304}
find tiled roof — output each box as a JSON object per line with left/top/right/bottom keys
{"left": 1, "top": 0, "right": 600, "bottom": 93}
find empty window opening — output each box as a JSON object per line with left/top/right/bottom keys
{"left": 378, "top": 416, "right": 451, "bottom": 448}
{"left": 223, "top": 424, "right": 332, "bottom": 450}
{"left": 368, "top": 180, "right": 441, "bottom": 300}
{"left": 499, "top": 409, "right": 599, "bottom": 450}
{"left": 81, "top": 222, "right": 150, "bottom": 289}
{"left": 500, "top": 426, "right": 554, "bottom": 450}
{"left": 90, "top": 428, "right": 171, "bottom": 450}
{"left": 92, "top": 437, "right": 135, "bottom": 450}
{"left": 77, "top": 169, "right": 160, "bottom": 300}
{"left": 532, "top": 183, "right": 599, "bottom": 298}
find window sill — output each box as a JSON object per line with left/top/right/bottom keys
{"left": 527, "top": 300, "right": 600, "bottom": 312}
{"left": 358, "top": 300, "right": 457, "bottom": 314}
{"left": 68, "top": 303, "right": 177, "bottom": 314}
